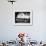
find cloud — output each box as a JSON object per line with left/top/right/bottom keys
{"left": 17, "top": 13, "right": 30, "bottom": 19}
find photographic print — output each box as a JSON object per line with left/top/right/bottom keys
{"left": 15, "top": 10, "right": 32, "bottom": 26}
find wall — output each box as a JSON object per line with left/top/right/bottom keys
{"left": 0, "top": 0, "right": 46, "bottom": 41}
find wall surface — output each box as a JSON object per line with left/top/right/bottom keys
{"left": 0, "top": 0, "right": 46, "bottom": 41}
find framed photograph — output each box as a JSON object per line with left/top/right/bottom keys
{"left": 15, "top": 10, "right": 33, "bottom": 26}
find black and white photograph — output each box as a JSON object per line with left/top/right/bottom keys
{"left": 15, "top": 10, "right": 32, "bottom": 26}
